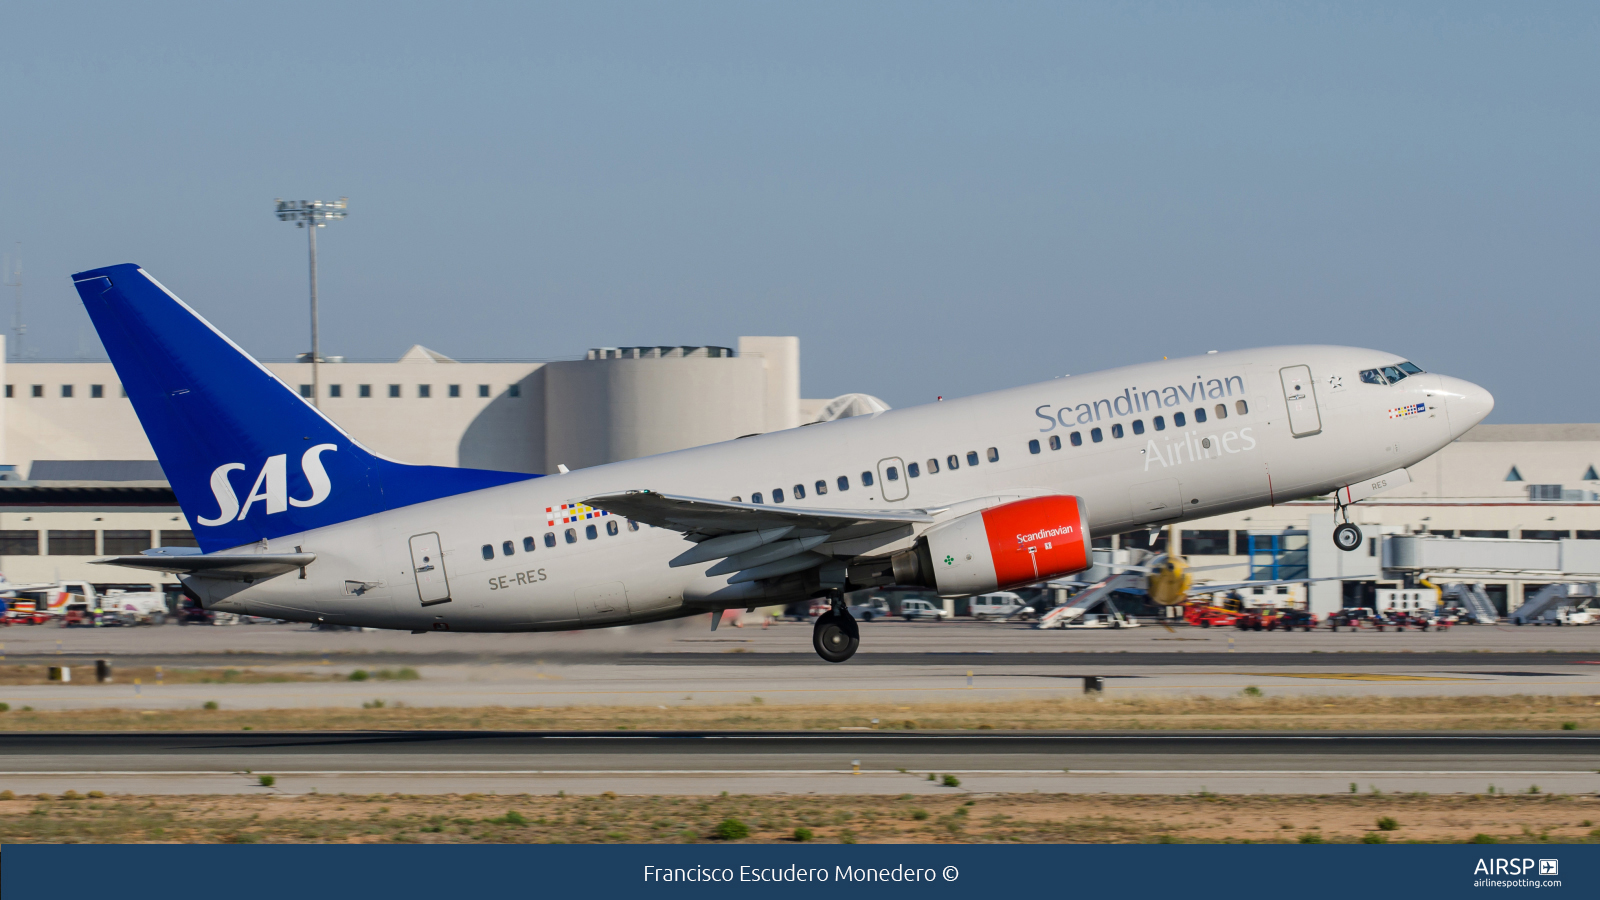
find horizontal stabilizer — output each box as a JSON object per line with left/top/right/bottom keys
{"left": 92, "top": 553, "right": 315, "bottom": 580}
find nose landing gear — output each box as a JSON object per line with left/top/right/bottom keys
{"left": 812, "top": 591, "right": 859, "bottom": 663}
{"left": 1331, "top": 494, "right": 1363, "bottom": 552}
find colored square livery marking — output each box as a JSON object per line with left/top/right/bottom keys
{"left": 547, "top": 503, "right": 610, "bottom": 526}
{"left": 1387, "top": 402, "right": 1426, "bottom": 419}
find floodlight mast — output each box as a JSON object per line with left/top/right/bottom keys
{"left": 274, "top": 197, "right": 348, "bottom": 408}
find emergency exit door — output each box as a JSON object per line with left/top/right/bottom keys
{"left": 409, "top": 532, "right": 451, "bottom": 606}
{"left": 1279, "top": 365, "right": 1322, "bottom": 437}
{"left": 877, "top": 457, "right": 909, "bottom": 502}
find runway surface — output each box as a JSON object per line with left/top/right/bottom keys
{"left": 2, "top": 731, "right": 1595, "bottom": 796}
{"left": 4, "top": 618, "right": 1599, "bottom": 709}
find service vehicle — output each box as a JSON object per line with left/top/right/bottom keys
{"left": 846, "top": 596, "right": 892, "bottom": 622}
{"left": 967, "top": 592, "right": 1026, "bottom": 619}
{"left": 900, "top": 598, "right": 951, "bottom": 621}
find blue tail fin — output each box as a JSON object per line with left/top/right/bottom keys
{"left": 72, "top": 264, "right": 537, "bottom": 553}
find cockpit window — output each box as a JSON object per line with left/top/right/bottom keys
{"left": 1381, "top": 365, "right": 1405, "bottom": 384}
{"left": 1397, "top": 361, "right": 1423, "bottom": 375}
{"left": 1360, "top": 369, "right": 1386, "bottom": 385}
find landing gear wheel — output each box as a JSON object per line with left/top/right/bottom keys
{"left": 1332, "top": 523, "right": 1363, "bottom": 552}
{"left": 812, "top": 611, "right": 860, "bottom": 663}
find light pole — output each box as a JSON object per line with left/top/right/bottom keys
{"left": 275, "top": 197, "right": 348, "bottom": 407}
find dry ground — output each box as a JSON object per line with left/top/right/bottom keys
{"left": 0, "top": 791, "right": 1596, "bottom": 844}
{"left": 0, "top": 694, "right": 1596, "bottom": 731}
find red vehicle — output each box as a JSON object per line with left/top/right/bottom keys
{"left": 1184, "top": 602, "right": 1244, "bottom": 628}
{"left": 1234, "top": 610, "right": 1285, "bottom": 631}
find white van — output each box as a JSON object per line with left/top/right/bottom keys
{"left": 968, "top": 592, "right": 1026, "bottom": 619}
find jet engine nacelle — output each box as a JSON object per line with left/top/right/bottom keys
{"left": 891, "top": 495, "right": 1091, "bottom": 596}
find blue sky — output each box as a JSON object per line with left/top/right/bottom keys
{"left": 2, "top": 2, "right": 1595, "bottom": 420}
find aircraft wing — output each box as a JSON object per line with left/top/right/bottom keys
{"left": 584, "top": 490, "right": 937, "bottom": 584}
{"left": 584, "top": 491, "right": 935, "bottom": 539}
{"left": 91, "top": 554, "right": 315, "bottom": 580}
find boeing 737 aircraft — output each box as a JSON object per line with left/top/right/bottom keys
{"left": 72, "top": 264, "right": 1493, "bottom": 661}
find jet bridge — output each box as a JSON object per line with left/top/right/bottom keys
{"left": 1383, "top": 534, "right": 1600, "bottom": 623}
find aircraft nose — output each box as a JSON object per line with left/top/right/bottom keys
{"left": 1436, "top": 375, "right": 1494, "bottom": 436}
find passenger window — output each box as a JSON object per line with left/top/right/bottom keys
{"left": 1214, "top": 403, "right": 1227, "bottom": 419}
{"left": 1382, "top": 365, "right": 1404, "bottom": 383}
{"left": 885, "top": 467, "right": 898, "bottom": 482}
{"left": 585, "top": 524, "right": 598, "bottom": 540}
{"left": 1154, "top": 415, "right": 1165, "bottom": 431}
{"left": 502, "top": 540, "right": 514, "bottom": 556}
{"left": 1398, "top": 361, "right": 1423, "bottom": 375}
{"left": 731, "top": 496, "right": 742, "bottom": 503}
{"left": 837, "top": 476, "right": 850, "bottom": 491}
{"left": 752, "top": 492, "right": 764, "bottom": 504}
{"left": 1048, "top": 435, "right": 1061, "bottom": 450}
{"left": 861, "top": 471, "right": 875, "bottom": 487}
{"left": 564, "top": 528, "right": 577, "bottom": 544}
{"left": 606, "top": 520, "right": 619, "bottom": 536}
{"left": 1132, "top": 420, "right": 1145, "bottom": 435}
{"left": 544, "top": 533, "right": 556, "bottom": 548}
{"left": 1070, "top": 431, "right": 1082, "bottom": 447}
{"left": 794, "top": 483, "right": 806, "bottom": 498}
{"left": 1235, "top": 400, "right": 1248, "bottom": 415}
{"left": 815, "top": 480, "right": 828, "bottom": 495}
{"left": 987, "top": 447, "right": 998, "bottom": 462}
{"left": 927, "top": 458, "right": 940, "bottom": 473}
{"left": 481, "top": 544, "right": 494, "bottom": 560}
{"left": 946, "top": 454, "right": 960, "bottom": 470}
{"left": 1028, "top": 439, "right": 1041, "bottom": 454}
{"left": 773, "top": 487, "right": 785, "bottom": 502}
{"left": 966, "top": 451, "right": 979, "bottom": 466}
{"left": 1111, "top": 423, "right": 1123, "bottom": 439}
{"left": 1175, "top": 412, "right": 1187, "bottom": 427}
{"left": 1360, "top": 369, "right": 1386, "bottom": 385}
{"left": 628, "top": 519, "right": 640, "bottom": 531}
{"left": 907, "top": 462, "right": 920, "bottom": 477}
{"left": 1091, "top": 427, "right": 1103, "bottom": 443}
{"left": 1194, "top": 407, "right": 1207, "bottom": 423}
{"left": 523, "top": 536, "right": 535, "bottom": 552}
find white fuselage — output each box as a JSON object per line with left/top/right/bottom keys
{"left": 190, "top": 346, "right": 1490, "bottom": 631}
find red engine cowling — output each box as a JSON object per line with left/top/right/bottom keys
{"left": 891, "top": 495, "right": 1092, "bottom": 595}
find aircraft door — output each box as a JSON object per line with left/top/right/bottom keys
{"left": 877, "top": 457, "right": 909, "bottom": 502}
{"left": 409, "top": 532, "right": 451, "bottom": 607}
{"left": 1279, "top": 365, "right": 1323, "bottom": 437}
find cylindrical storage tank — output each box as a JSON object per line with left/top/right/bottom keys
{"left": 543, "top": 355, "right": 769, "bottom": 470}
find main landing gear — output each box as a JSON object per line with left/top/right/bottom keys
{"left": 812, "top": 591, "right": 859, "bottom": 663}
{"left": 1332, "top": 494, "right": 1363, "bottom": 552}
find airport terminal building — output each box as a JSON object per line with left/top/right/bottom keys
{"left": 0, "top": 336, "right": 1595, "bottom": 617}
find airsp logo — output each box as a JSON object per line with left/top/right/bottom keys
{"left": 197, "top": 444, "right": 337, "bottom": 526}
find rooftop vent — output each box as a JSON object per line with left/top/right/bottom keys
{"left": 586, "top": 346, "right": 734, "bottom": 360}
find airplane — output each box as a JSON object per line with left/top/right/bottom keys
{"left": 71, "top": 263, "right": 1493, "bottom": 662}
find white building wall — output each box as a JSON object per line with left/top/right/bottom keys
{"left": 738, "top": 336, "right": 801, "bottom": 433}
{"left": 543, "top": 356, "right": 769, "bottom": 471}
